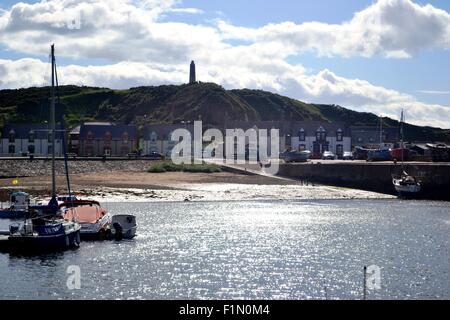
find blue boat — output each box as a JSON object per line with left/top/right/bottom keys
{"left": 0, "top": 192, "right": 30, "bottom": 219}
{"left": 367, "top": 149, "right": 392, "bottom": 162}
{"left": 0, "top": 196, "right": 81, "bottom": 253}
{"left": 0, "top": 45, "right": 81, "bottom": 253}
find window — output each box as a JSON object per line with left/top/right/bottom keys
{"left": 150, "top": 132, "right": 157, "bottom": 142}
{"left": 28, "top": 131, "right": 35, "bottom": 143}
{"left": 316, "top": 127, "right": 326, "bottom": 141}
{"left": 8, "top": 130, "right": 15, "bottom": 143}
{"left": 336, "top": 129, "right": 343, "bottom": 142}
{"left": 8, "top": 145, "right": 15, "bottom": 154}
{"left": 298, "top": 129, "right": 305, "bottom": 141}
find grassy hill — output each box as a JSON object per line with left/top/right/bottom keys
{"left": 0, "top": 83, "right": 449, "bottom": 142}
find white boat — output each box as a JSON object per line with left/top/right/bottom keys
{"left": 392, "top": 110, "right": 421, "bottom": 198}
{"left": 0, "top": 192, "right": 30, "bottom": 219}
{"left": 111, "top": 215, "right": 137, "bottom": 240}
{"left": 393, "top": 171, "right": 421, "bottom": 197}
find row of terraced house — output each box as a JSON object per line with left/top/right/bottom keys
{"left": 0, "top": 121, "right": 401, "bottom": 158}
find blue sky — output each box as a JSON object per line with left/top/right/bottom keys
{"left": 0, "top": 0, "right": 450, "bottom": 127}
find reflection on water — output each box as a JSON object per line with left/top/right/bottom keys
{"left": 0, "top": 199, "right": 449, "bottom": 300}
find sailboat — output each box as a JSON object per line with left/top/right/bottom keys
{"left": 392, "top": 110, "right": 421, "bottom": 198}
{"left": 0, "top": 45, "right": 81, "bottom": 253}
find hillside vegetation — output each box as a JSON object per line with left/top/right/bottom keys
{"left": 0, "top": 83, "right": 448, "bottom": 142}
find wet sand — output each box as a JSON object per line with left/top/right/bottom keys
{"left": 0, "top": 170, "right": 394, "bottom": 202}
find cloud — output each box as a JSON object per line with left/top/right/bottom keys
{"left": 2, "top": 57, "right": 450, "bottom": 128}
{"left": 218, "top": 0, "right": 450, "bottom": 58}
{"left": 0, "top": 0, "right": 449, "bottom": 128}
{"left": 417, "top": 90, "right": 450, "bottom": 95}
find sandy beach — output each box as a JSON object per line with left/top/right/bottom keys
{"left": 0, "top": 160, "right": 394, "bottom": 202}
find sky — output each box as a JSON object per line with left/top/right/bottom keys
{"left": 0, "top": 0, "right": 450, "bottom": 128}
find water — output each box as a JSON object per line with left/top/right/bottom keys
{"left": 0, "top": 199, "right": 449, "bottom": 300}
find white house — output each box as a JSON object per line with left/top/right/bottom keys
{"left": 0, "top": 123, "right": 64, "bottom": 156}
{"left": 289, "top": 121, "right": 351, "bottom": 158}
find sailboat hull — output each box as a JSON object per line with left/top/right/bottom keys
{"left": 0, "top": 228, "right": 81, "bottom": 253}
{"left": 393, "top": 178, "right": 421, "bottom": 199}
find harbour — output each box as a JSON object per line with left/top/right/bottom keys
{"left": 1, "top": 0, "right": 450, "bottom": 306}
{"left": 0, "top": 199, "right": 448, "bottom": 299}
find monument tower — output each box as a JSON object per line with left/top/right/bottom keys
{"left": 189, "top": 60, "right": 196, "bottom": 84}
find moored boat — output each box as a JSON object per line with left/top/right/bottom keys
{"left": 0, "top": 45, "right": 82, "bottom": 253}
{"left": 392, "top": 172, "right": 421, "bottom": 198}
{"left": 392, "top": 110, "right": 421, "bottom": 198}
{"left": 0, "top": 192, "right": 30, "bottom": 219}
{"left": 111, "top": 215, "right": 137, "bottom": 240}
{"left": 0, "top": 197, "right": 81, "bottom": 253}
{"left": 61, "top": 200, "right": 112, "bottom": 240}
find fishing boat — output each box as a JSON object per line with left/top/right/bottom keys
{"left": 0, "top": 45, "right": 81, "bottom": 253}
{"left": 0, "top": 192, "right": 30, "bottom": 219}
{"left": 61, "top": 200, "right": 112, "bottom": 240}
{"left": 392, "top": 110, "right": 421, "bottom": 198}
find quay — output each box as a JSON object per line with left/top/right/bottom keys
{"left": 277, "top": 161, "right": 450, "bottom": 200}
{"left": 211, "top": 159, "right": 450, "bottom": 200}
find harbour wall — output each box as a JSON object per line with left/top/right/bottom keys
{"left": 277, "top": 162, "right": 450, "bottom": 200}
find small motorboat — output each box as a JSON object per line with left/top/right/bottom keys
{"left": 61, "top": 200, "right": 112, "bottom": 240}
{"left": 0, "top": 192, "right": 30, "bottom": 219}
{"left": 392, "top": 171, "right": 421, "bottom": 198}
{"left": 111, "top": 215, "right": 137, "bottom": 240}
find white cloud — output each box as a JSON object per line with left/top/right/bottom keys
{"left": 218, "top": 0, "right": 450, "bottom": 58}
{"left": 0, "top": 0, "right": 449, "bottom": 128}
{"left": 418, "top": 90, "right": 450, "bottom": 95}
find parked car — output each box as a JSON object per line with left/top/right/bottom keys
{"left": 354, "top": 147, "right": 370, "bottom": 160}
{"left": 343, "top": 151, "right": 354, "bottom": 160}
{"left": 284, "top": 151, "right": 310, "bottom": 163}
{"left": 322, "top": 151, "right": 335, "bottom": 160}
{"left": 144, "top": 152, "right": 163, "bottom": 160}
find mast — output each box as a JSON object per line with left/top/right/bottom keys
{"left": 400, "top": 109, "right": 405, "bottom": 168}
{"left": 50, "top": 44, "right": 56, "bottom": 198}
{"left": 379, "top": 115, "right": 383, "bottom": 148}
{"left": 54, "top": 56, "right": 72, "bottom": 197}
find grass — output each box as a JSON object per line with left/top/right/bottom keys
{"left": 147, "top": 161, "right": 221, "bottom": 173}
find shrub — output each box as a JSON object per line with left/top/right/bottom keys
{"left": 147, "top": 161, "right": 221, "bottom": 173}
